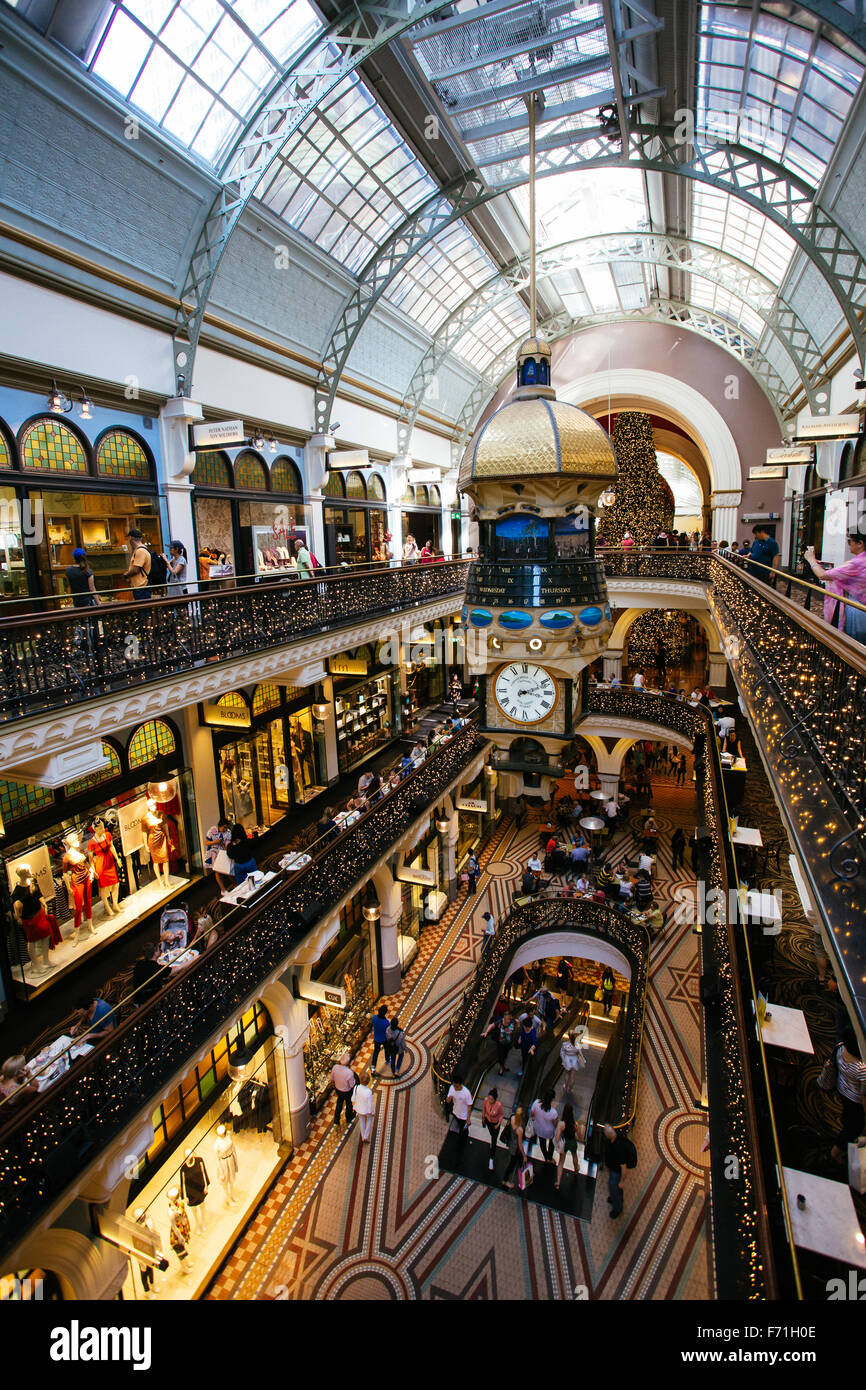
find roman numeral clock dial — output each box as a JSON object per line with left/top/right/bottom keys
{"left": 493, "top": 663, "right": 558, "bottom": 725}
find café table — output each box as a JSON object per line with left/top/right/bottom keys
{"left": 732, "top": 825, "right": 763, "bottom": 847}
{"left": 783, "top": 1167, "right": 866, "bottom": 1268}
{"left": 29, "top": 1034, "right": 93, "bottom": 1091}
{"left": 760, "top": 1003, "right": 814, "bottom": 1054}
{"left": 157, "top": 944, "right": 198, "bottom": 971}
{"left": 220, "top": 870, "right": 278, "bottom": 906}
{"left": 590, "top": 789, "right": 607, "bottom": 802}
{"left": 743, "top": 890, "right": 782, "bottom": 930}
{"left": 280, "top": 851, "right": 313, "bottom": 872}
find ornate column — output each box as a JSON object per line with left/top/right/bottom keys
{"left": 710, "top": 490, "right": 742, "bottom": 544}
{"left": 603, "top": 649, "right": 623, "bottom": 683}
{"left": 376, "top": 873, "right": 403, "bottom": 994}
{"left": 599, "top": 772, "right": 620, "bottom": 800}
{"left": 708, "top": 651, "right": 730, "bottom": 688}
{"left": 261, "top": 978, "right": 312, "bottom": 1144}
{"left": 157, "top": 398, "right": 202, "bottom": 584}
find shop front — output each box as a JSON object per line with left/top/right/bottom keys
{"left": 455, "top": 770, "right": 490, "bottom": 868}
{"left": 401, "top": 618, "right": 449, "bottom": 730}
{"left": 397, "top": 820, "right": 445, "bottom": 968}
{"left": 331, "top": 646, "right": 399, "bottom": 775}
{"left": 0, "top": 718, "right": 199, "bottom": 999}
{"left": 0, "top": 399, "right": 164, "bottom": 607}
{"left": 190, "top": 446, "right": 312, "bottom": 582}
{"left": 322, "top": 469, "right": 389, "bottom": 567}
{"left": 401, "top": 482, "right": 443, "bottom": 554}
{"left": 302, "top": 896, "right": 377, "bottom": 1108}
{"left": 203, "top": 683, "right": 328, "bottom": 831}
{"left": 119, "top": 1002, "right": 289, "bottom": 1302}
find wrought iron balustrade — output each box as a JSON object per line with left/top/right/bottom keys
{"left": 465, "top": 557, "right": 608, "bottom": 608}
{"left": 0, "top": 561, "right": 470, "bottom": 720}
{"left": 432, "top": 893, "right": 649, "bottom": 1131}
{"left": 601, "top": 548, "right": 712, "bottom": 581}
{"left": 0, "top": 722, "right": 488, "bottom": 1259}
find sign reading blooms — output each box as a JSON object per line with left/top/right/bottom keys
{"left": 598, "top": 411, "right": 675, "bottom": 547}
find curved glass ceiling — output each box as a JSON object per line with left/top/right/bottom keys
{"left": 86, "top": 0, "right": 324, "bottom": 164}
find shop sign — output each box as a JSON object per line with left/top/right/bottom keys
{"left": 330, "top": 656, "right": 368, "bottom": 676}
{"left": 396, "top": 865, "right": 436, "bottom": 886}
{"left": 456, "top": 797, "right": 487, "bottom": 813}
{"left": 765, "top": 446, "right": 813, "bottom": 465}
{"left": 327, "top": 449, "right": 370, "bottom": 469}
{"left": 118, "top": 795, "right": 149, "bottom": 856}
{"left": 749, "top": 466, "right": 787, "bottom": 480}
{"left": 298, "top": 978, "right": 347, "bottom": 1008}
{"left": 202, "top": 700, "right": 252, "bottom": 728}
{"left": 796, "top": 414, "right": 861, "bottom": 440}
{"left": 408, "top": 468, "right": 442, "bottom": 484}
{"left": 6, "top": 844, "right": 54, "bottom": 903}
{"left": 192, "top": 418, "right": 245, "bottom": 449}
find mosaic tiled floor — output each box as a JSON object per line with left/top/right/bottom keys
{"left": 207, "top": 777, "right": 712, "bottom": 1301}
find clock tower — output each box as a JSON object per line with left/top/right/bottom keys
{"left": 457, "top": 334, "right": 617, "bottom": 800}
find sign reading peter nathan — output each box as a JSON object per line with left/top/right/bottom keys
{"left": 466, "top": 562, "right": 601, "bottom": 609}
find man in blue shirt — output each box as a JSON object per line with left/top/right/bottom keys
{"left": 747, "top": 525, "right": 780, "bottom": 582}
{"left": 73, "top": 995, "right": 117, "bottom": 1043}
{"left": 371, "top": 1004, "right": 391, "bottom": 1076}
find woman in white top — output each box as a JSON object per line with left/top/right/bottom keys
{"left": 165, "top": 541, "right": 188, "bottom": 595}
{"left": 529, "top": 1090, "right": 558, "bottom": 1164}
{"left": 633, "top": 671, "right": 645, "bottom": 690}
{"left": 352, "top": 1068, "right": 376, "bottom": 1142}
{"left": 403, "top": 535, "right": 419, "bottom": 565}
{"left": 559, "top": 1032, "right": 584, "bottom": 1096}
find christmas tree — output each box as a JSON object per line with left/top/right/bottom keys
{"left": 598, "top": 411, "right": 675, "bottom": 545}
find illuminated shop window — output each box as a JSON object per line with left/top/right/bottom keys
{"left": 63, "top": 743, "right": 122, "bottom": 798}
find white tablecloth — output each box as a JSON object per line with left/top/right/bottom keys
{"left": 220, "top": 870, "right": 278, "bottom": 905}
{"left": 30, "top": 1034, "right": 93, "bottom": 1090}
{"left": 761, "top": 1003, "right": 814, "bottom": 1053}
{"left": 783, "top": 1167, "right": 866, "bottom": 1267}
{"left": 280, "top": 852, "right": 312, "bottom": 872}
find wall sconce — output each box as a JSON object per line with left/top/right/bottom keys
{"left": 48, "top": 380, "right": 72, "bottom": 414}
{"left": 268, "top": 437, "right": 277, "bottom": 453}
{"left": 436, "top": 814, "right": 449, "bottom": 833}
{"left": 599, "top": 487, "right": 616, "bottom": 508}
{"left": 484, "top": 764, "right": 496, "bottom": 778}
{"left": 79, "top": 392, "right": 93, "bottom": 420}
{"left": 312, "top": 703, "right": 329, "bottom": 720}
{"left": 251, "top": 431, "right": 265, "bottom": 450}
{"left": 362, "top": 903, "right": 380, "bottom": 924}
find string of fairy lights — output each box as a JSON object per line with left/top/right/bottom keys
{"left": 599, "top": 412, "right": 675, "bottom": 547}
{"left": 625, "top": 609, "right": 691, "bottom": 669}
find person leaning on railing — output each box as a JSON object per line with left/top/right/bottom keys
{"left": 804, "top": 532, "right": 866, "bottom": 644}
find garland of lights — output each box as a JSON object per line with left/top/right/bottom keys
{"left": 625, "top": 609, "right": 691, "bottom": 669}
{"left": 600, "top": 412, "right": 675, "bottom": 547}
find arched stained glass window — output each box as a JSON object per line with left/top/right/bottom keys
{"left": 323, "top": 471, "right": 345, "bottom": 497}
{"left": 429, "top": 484, "right": 441, "bottom": 507}
{"left": 96, "top": 430, "right": 151, "bottom": 481}
{"left": 191, "top": 450, "right": 232, "bottom": 488}
{"left": 367, "top": 473, "right": 386, "bottom": 501}
{"left": 0, "top": 778, "right": 54, "bottom": 824}
{"left": 252, "top": 683, "right": 281, "bottom": 716}
{"left": 400, "top": 483, "right": 414, "bottom": 504}
{"left": 0, "top": 426, "right": 11, "bottom": 470}
{"left": 217, "top": 691, "right": 248, "bottom": 712}
{"left": 234, "top": 451, "right": 269, "bottom": 491}
{"left": 20, "top": 418, "right": 88, "bottom": 473}
{"left": 415, "top": 484, "right": 429, "bottom": 506}
{"left": 271, "top": 456, "right": 303, "bottom": 494}
{"left": 64, "top": 743, "right": 122, "bottom": 797}
{"left": 345, "top": 470, "right": 366, "bottom": 500}
{"left": 128, "top": 720, "right": 176, "bottom": 769}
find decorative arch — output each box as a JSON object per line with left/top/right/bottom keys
{"left": 128, "top": 719, "right": 177, "bottom": 769}
{"left": 94, "top": 428, "right": 153, "bottom": 482}
{"left": 0, "top": 416, "right": 16, "bottom": 470}
{"left": 270, "top": 455, "right": 303, "bottom": 495}
{"left": 18, "top": 416, "right": 90, "bottom": 475}
{"left": 63, "top": 740, "right": 123, "bottom": 798}
{"left": 367, "top": 473, "right": 386, "bottom": 502}
{"left": 345, "top": 469, "right": 367, "bottom": 500}
{"left": 233, "top": 451, "right": 269, "bottom": 491}
{"left": 216, "top": 690, "right": 251, "bottom": 715}
{"left": 608, "top": 605, "right": 723, "bottom": 658}
{"left": 252, "top": 683, "right": 281, "bottom": 717}
{"left": 191, "top": 450, "right": 232, "bottom": 489}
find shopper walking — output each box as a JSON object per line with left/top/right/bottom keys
{"left": 226, "top": 824, "right": 257, "bottom": 883}
{"left": 446, "top": 1071, "right": 473, "bottom": 1150}
{"left": 805, "top": 533, "right": 866, "bottom": 642}
{"left": 559, "top": 1030, "right": 584, "bottom": 1096}
{"left": 403, "top": 534, "right": 419, "bottom": 565}
{"left": 386, "top": 1017, "right": 407, "bottom": 1077}
{"left": 294, "top": 537, "right": 314, "bottom": 578}
{"left": 123, "top": 527, "right": 153, "bottom": 600}
{"left": 65, "top": 547, "right": 100, "bottom": 607}
{"left": 371, "top": 1003, "right": 390, "bottom": 1077}
{"left": 603, "top": 1123, "right": 635, "bottom": 1217}
{"left": 482, "top": 1087, "right": 504, "bottom": 1170}
{"left": 164, "top": 540, "right": 188, "bottom": 595}
{"left": 671, "top": 827, "right": 686, "bottom": 872}
{"left": 352, "top": 1070, "right": 376, "bottom": 1142}
{"left": 829, "top": 1027, "right": 866, "bottom": 1163}
{"left": 331, "top": 1052, "right": 356, "bottom": 1127}
{"left": 480, "top": 910, "right": 496, "bottom": 956}
{"left": 501, "top": 1107, "right": 529, "bottom": 1190}
{"left": 601, "top": 966, "right": 615, "bottom": 1016}
{"left": 465, "top": 851, "right": 480, "bottom": 895}
{"left": 529, "top": 1091, "right": 559, "bottom": 1165}
{"left": 675, "top": 752, "right": 688, "bottom": 786}
{"left": 517, "top": 1015, "right": 538, "bottom": 1075}
{"left": 554, "top": 1104, "right": 583, "bottom": 1191}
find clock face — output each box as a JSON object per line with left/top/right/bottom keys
{"left": 493, "top": 663, "right": 557, "bottom": 724}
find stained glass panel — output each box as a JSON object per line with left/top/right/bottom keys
{"left": 21, "top": 419, "right": 88, "bottom": 473}
{"left": 234, "top": 451, "right": 269, "bottom": 491}
{"left": 0, "top": 778, "right": 55, "bottom": 824}
{"left": 128, "top": 719, "right": 176, "bottom": 768}
{"left": 96, "top": 430, "right": 152, "bottom": 481}
{"left": 63, "top": 743, "right": 122, "bottom": 798}
{"left": 191, "top": 450, "right": 232, "bottom": 488}
{"left": 270, "top": 456, "right": 303, "bottom": 494}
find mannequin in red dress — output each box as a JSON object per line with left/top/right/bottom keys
{"left": 87, "top": 818, "right": 122, "bottom": 917}
{"left": 62, "top": 832, "right": 95, "bottom": 942}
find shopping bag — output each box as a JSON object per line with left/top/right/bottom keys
{"left": 518, "top": 1161, "right": 534, "bottom": 1192}
{"left": 848, "top": 1138, "right": 866, "bottom": 1194}
{"left": 213, "top": 849, "right": 233, "bottom": 876}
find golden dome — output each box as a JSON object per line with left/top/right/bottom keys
{"left": 517, "top": 335, "right": 552, "bottom": 358}
{"left": 458, "top": 397, "right": 618, "bottom": 488}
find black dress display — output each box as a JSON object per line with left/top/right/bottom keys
{"left": 179, "top": 1156, "right": 209, "bottom": 1206}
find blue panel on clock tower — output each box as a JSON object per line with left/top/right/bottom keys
{"left": 468, "top": 608, "right": 493, "bottom": 626}
{"left": 539, "top": 610, "right": 574, "bottom": 630}
{"left": 579, "top": 606, "right": 604, "bottom": 626}
{"left": 499, "top": 610, "right": 533, "bottom": 630}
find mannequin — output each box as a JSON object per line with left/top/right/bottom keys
{"left": 11, "top": 864, "right": 56, "bottom": 976}
{"left": 142, "top": 802, "right": 171, "bottom": 887}
{"left": 87, "top": 818, "right": 122, "bottom": 917}
{"left": 166, "top": 1187, "right": 192, "bottom": 1275}
{"left": 179, "top": 1148, "right": 210, "bottom": 1232}
{"left": 133, "top": 1208, "right": 161, "bottom": 1296}
{"left": 214, "top": 1124, "right": 239, "bottom": 1205}
{"left": 62, "top": 832, "right": 95, "bottom": 942}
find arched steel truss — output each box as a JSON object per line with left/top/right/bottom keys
{"left": 397, "top": 232, "right": 829, "bottom": 449}
{"left": 448, "top": 298, "right": 791, "bottom": 467}
{"left": 315, "top": 127, "right": 866, "bottom": 429}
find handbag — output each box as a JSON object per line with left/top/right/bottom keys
{"left": 818, "top": 1045, "right": 840, "bottom": 1091}
{"left": 518, "top": 1160, "right": 534, "bottom": 1192}
{"left": 213, "top": 848, "right": 232, "bottom": 876}
{"left": 594, "top": 986, "right": 604, "bottom": 1002}
{"left": 460, "top": 872, "right": 470, "bottom": 884}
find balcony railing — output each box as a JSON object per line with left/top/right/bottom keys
{"left": 465, "top": 557, "right": 608, "bottom": 608}
{"left": 0, "top": 561, "right": 470, "bottom": 720}
{"left": 0, "top": 721, "right": 488, "bottom": 1260}
{"left": 431, "top": 893, "right": 649, "bottom": 1130}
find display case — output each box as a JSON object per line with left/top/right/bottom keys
{"left": 333, "top": 672, "right": 394, "bottom": 774}
{"left": 36, "top": 493, "right": 163, "bottom": 601}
